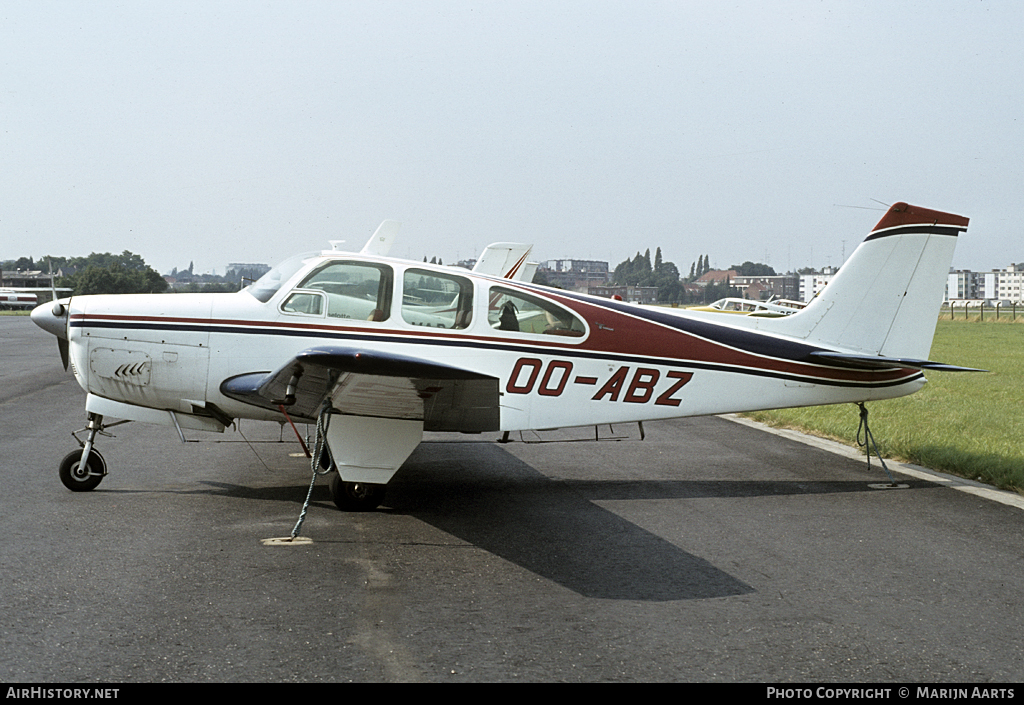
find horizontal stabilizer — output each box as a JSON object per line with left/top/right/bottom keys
{"left": 808, "top": 351, "right": 985, "bottom": 372}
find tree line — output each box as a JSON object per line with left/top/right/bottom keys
{"left": 612, "top": 248, "right": 686, "bottom": 302}
{"left": 611, "top": 248, "right": 778, "bottom": 304}
{"left": 3, "top": 252, "right": 167, "bottom": 295}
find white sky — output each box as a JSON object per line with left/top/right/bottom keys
{"left": 2, "top": 1, "right": 1021, "bottom": 275}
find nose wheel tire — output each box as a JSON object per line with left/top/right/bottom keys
{"left": 329, "top": 473, "right": 386, "bottom": 511}
{"left": 58, "top": 450, "right": 107, "bottom": 492}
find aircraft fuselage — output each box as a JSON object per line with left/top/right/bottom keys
{"left": 61, "top": 251, "right": 922, "bottom": 436}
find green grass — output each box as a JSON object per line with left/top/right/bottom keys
{"left": 746, "top": 317, "right": 1024, "bottom": 494}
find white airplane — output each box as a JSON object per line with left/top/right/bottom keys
{"left": 689, "top": 297, "right": 806, "bottom": 317}
{"left": 1, "top": 288, "right": 38, "bottom": 310}
{"left": 32, "top": 202, "right": 977, "bottom": 511}
{"left": 1, "top": 286, "right": 74, "bottom": 310}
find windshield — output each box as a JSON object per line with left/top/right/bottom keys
{"left": 246, "top": 252, "right": 317, "bottom": 303}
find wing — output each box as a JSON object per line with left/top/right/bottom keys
{"left": 220, "top": 346, "right": 501, "bottom": 432}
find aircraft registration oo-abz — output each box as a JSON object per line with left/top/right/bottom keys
{"left": 32, "top": 202, "right": 977, "bottom": 512}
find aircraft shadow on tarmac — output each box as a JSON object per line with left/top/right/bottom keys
{"left": 114, "top": 441, "right": 935, "bottom": 603}
{"left": 380, "top": 443, "right": 934, "bottom": 602}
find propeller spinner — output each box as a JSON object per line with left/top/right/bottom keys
{"left": 31, "top": 300, "right": 71, "bottom": 370}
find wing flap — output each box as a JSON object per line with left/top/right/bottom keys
{"left": 220, "top": 346, "right": 501, "bottom": 431}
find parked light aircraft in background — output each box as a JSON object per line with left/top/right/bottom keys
{"left": 1, "top": 286, "right": 73, "bottom": 310}
{"left": 32, "top": 203, "right": 976, "bottom": 510}
{"left": 1, "top": 288, "right": 38, "bottom": 310}
{"left": 688, "top": 297, "right": 806, "bottom": 317}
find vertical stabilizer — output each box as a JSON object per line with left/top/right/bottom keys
{"left": 762, "top": 203, "right": 968, "bottom": 359}
{"left": 473, "top": 243, "right": 534, "bottom": 280}
{"left": 360, "top": 220, "right": 401, "bottom": 257}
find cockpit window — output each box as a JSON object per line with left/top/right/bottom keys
{"left": 290, "top": 261, "right": 394, "bottom": 321}
{"left": 247, "top": 252, "right": 317, "bottom": 303}
{"left": 487, "top": 286, "right": 586, "bottom": 337}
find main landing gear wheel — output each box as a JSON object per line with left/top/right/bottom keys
{"left": 58, "top": 449, "right": 107, "bottom": 492}
{"left": 329, "top": 473, "right": 386, "bottom": 512}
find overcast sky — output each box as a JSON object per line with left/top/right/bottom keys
{"left": 2, "top": 1, "right": 1021, "bottom": 276}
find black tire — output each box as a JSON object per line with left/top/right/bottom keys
{"left": 329, "top": 473, "right": 386, "bottom": 511}
{"left": 58, "top": 449, "right": 106, "bottom": 492}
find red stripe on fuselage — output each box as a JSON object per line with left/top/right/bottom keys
{"left": 480, "top": 284, "right": 918, "bottom": 385}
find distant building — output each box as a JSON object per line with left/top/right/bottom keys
{"left": 798, "top": 267, "right": 838, "bottom": 302}
{"left": 995, "top": 263, "right": 1024, "bottom": 303}
{"left": 947, "top": 263, "right": 1024, "bottom": 304}
{"left": 695, "top": 270, "right": 738, "bottom": 287}
{"left": 0, "top": 269, "right": 51, "bottom": 289}
{"left": 588, "top": 284, "right": 658, "bottom": 304}
{"left": 946, "top": 269, "right": 991, "bottom": 302}
{"left": 731, "top": 274, "right": 800, "bottom": 301}
{"left": 537, "top": 259, "right": 610, "bottom": 292}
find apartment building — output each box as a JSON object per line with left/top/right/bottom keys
{"left": 731, "top": 274, "right": 800, "bottom": 301}
{"left": 946, "top": 264, "right": 1023, "bottom": 304}
{"left": 995, "top": 264, "right": 1024, "bottom": 303}
{"left": 798, "top": 267, "right": 838, "bottom": 302}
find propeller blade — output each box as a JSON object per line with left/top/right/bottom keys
{"left": 48, "top": 257, "right": 57, "bottom": 301}
{"left": 58, "top": 337, "right": 70, "bottom": 371}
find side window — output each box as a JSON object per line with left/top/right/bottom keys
{"left": 281, "top": 291, "right": 325, "bottom": 316}
{"left": 284, "top": 262, "right": 393, "bottom": 321}
{"left": 488, "top": 287, "right": 586, "bottom": 337}
{"left": 402, "top": 269, "right": 473, "bottom": 329}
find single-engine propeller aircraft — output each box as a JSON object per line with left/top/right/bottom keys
{"left": 32, "top": 203, "right": 977, "bottom": 511}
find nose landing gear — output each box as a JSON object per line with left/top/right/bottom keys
{"left": 58, "top": 413, "right": 128, "bottom": 492}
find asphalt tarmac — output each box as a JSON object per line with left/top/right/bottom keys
{"left": 2, "top": 316, "right": 1022, "bottom": 683}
